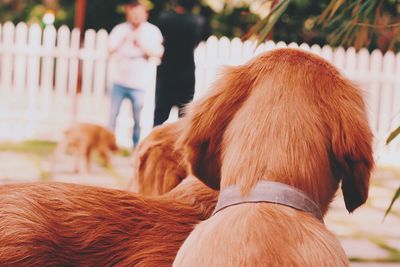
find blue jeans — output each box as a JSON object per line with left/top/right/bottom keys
{"left": 109, "top": 83, "right": 145, "bottom": 147}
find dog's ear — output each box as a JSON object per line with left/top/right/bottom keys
{"left": 109, "top": 140, "right": 118, "bottom": 151}
{"left": 134, "top": 145, "right": 149, "bottom": 193}
{"left": 177, "top": 65, "right": 256, "bottom": 190}
{"left": 162, "top": 165, "right": 185, "bottom": 194}
{"left": 330, "top": 83, "right": 374, "bottom": 212}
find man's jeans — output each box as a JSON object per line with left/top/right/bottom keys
{"left": 109, "top": 83, "right": 145, "bottom": 147}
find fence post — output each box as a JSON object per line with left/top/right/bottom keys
{"left": 81, "top": 29, "right": 96, "bottom": 96}
{"left": 1, "top": 22, "right": 14, "bottom": 96}
{"left": 393, "top": 53, "right": 400, "bottom": 151}
{"left": 55, "top": 26, "right": 70, "bottom": 96}
{"left": 93, "top": 29, "right": 109, "bottom": 124}
{"left": 357, "top": 48, "right": 372, "bottom": 124}
{"left": 380, "top": 51, "right": 396, "bottom": 144}
{"left": 370, "top": 50, "right": 383, "bottom": 137}
{"left": 230, "top": 37, "right": 243, "bottom": 65}
{"left": 13, "top": 23, "right": 29, "bottom": 140}
{"left": 344, "top": 47, "right": 357, "bottom": 79}
{"left": 310, "top": 44, "right": 321, "bottom": 55}
{"left": 218, "top": 36, "right": 231, "bottom": 65}
{"left": 40, "top": 25, "right": 57, "bottom": 117}
{"left": 242, "top": 40, "right": 257, "bottom": 62}
{"left": 194, "top": 42, "right": 206, "bottom": 99}
{"left": 14, "top": 23, "right": 28, "bottom": 96}
{"left": 26, "top": 24, "right": 41, "bottom": 137}
{"left": 321, "top": 45, "right": 333, "bottom": 62}
{"left": 69, "top": 28, "right": 81, "bottom": 124}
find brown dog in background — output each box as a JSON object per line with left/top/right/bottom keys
{"left": 128, "top": 121, "right": 187, "bottom": 195}
{"left": 173, "top": 49, "right": 374, "bottom": 266}
{"left": 53, "top": 123, "right": 118, "bottom": 173}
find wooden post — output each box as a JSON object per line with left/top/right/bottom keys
{"left": 74, "top": 0, "right": 86, "bottom": 31}
{"left": 73, "top": 0, "right": 86, "bottom": 123}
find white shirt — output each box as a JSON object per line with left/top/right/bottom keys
{"left": 109, "top": 22, "right": 164, "bottom": 90}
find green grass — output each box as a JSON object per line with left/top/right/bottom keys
{"left": 0, "top": 140, "right": 132, "bottom": 158}
{"left": 349, "top": 257, "right": 399, "bottom": 263}
{"left": 0, "top": 140, "right": 55, "bottom": 182}
{"left": 0, "top": 140, "right": 57, "bottom": 157}
{"left": 349, "top": 237, "right": 400, "bottom": 263}
{"left": 0, "top": 140, "right": 131, "bottom": 188}
{"left": 371, "top": 237, "right": 400, "bottom": 262}
{"left": 117, "top": 148, "right": 132, "bottom": 157}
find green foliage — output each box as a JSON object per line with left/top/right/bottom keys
{"left": 0, "top": 0, "right": 33, "bottom": 23}
{"left": 244, "top": 0, "right": 290, "bottom": 43}
{"left": 2, "top": 0, "right": 400, "bottom": 52}
{"left": 318, "top": 0, "right": 400, "bottom": 52}
{"left": 84, "top": 0, "right": 125, "bottom": 32}
{"left": 386, "top": 126, "right": 400, "bottom": 145}
{"left": 84, "top": 0, "right": 262, "bottom": 38}
{"left": 0, "top": 0, "right": 74, "bottom": 28}
{"left": 384, "top": 186, "right": 400, "bottom": 218}
{"left": 207, "top": 5, "right": 260, "bottom": 38}
{"left": 242, "top": 0, "right": 400, "bottom": 52}
{"left": 0, "top": 0, "right": 261, "bottom": 38}
{"left": 270, "top": 0, "right": 331, "bottom": 46}
{"left": 385, "top": 126, "right": 400, "bottom": 217}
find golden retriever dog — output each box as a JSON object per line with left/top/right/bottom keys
{"left": 128, "top": 121, "right": 187, "bottom": 195}
{"left": 53, "top": 123, "right": 118, "bottom": 173}
{"left": 173, "top": 48, "right": 374, "bottom": 266}
{"left": 0, "top": 176, "right": 218, "bottom": 266}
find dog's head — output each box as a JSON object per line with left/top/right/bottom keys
{"left": 177, "top": 48, "right": 374, "bottom": 213}
{"left": 107, "top": 133, "right": 119, "bottom": 152}
{"left": 132, "top": 121, "right": 187, "bottom": 196}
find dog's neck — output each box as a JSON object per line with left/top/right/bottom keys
{"left": 213, "top": 180, "right": 324, "bottom": 221}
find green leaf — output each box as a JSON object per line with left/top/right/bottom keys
{"left": 386, "top": 126, "right": 400, "bottom": 145}
{"left": 384, "top": 186, "right": 400, "bottom": 218}
{"left": 242, "top": 0, "right": 290, "bottom": 43}
{"left": 257, "top": 0, "right": 290, "bottom": 43}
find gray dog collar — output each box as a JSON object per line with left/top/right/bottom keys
{"left": 212, "top": 181, "right": 323, "bottom": 221}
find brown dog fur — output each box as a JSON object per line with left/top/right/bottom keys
{"left": 0, "top": 176, "right": 218, "bottom": 266}
{"left": 173, "top": 48, "right": 374, "bottom": 266}
{"left": 128, "top": 121, "right": 187, "bottom": 195}
{"left": 53, "top": 123, "right": 118, "bottom": 173}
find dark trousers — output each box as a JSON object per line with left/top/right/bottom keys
{"left": 153, "top": 69, "right": 195, "bottom": 127}
{"left": 153, "top": 98, "right": 188, "bottom": 126}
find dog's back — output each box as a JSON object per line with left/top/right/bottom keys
{"left": 64, "top": 123, "right": 117, "bottom": 150}
{"left": 0, "top": 178, "right": 218, "bottom": 266}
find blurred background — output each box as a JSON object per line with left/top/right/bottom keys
{"left": 0, "top": 1, "right": 400, "bottom": 266}
{"left": 1, "top": 0, "right": 400, "bottom": 51}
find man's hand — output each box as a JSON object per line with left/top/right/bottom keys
{"left": 109, "top": 31, "right": 135, "bottom": 55}
{"left": 133, "top": 38, "right": 150, "bottom": 59}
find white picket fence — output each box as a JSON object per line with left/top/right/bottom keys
{"left": 0, "top": 22, "right": 157, "bottom": 146}
{"left": 0, "top": 22, "right": 399, "bottom": 161}
{"left": 193, "top": 37, "right": 400, "bottom": 162}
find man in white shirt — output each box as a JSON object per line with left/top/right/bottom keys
{"left": 108, "top": 0, "right": 164, "bottom": 148}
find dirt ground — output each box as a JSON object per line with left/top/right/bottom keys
{"left": 0, "top": 141, "right": 399, "bottom": 266}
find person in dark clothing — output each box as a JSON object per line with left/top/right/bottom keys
{"left": 153, "top": 0, "right": 207, "bottom": 126}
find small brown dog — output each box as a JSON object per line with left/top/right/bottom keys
{"left": 128, "top": 121, "right": 187, "bottom": 195}
{"left": 0, "top": 176, "right": 218, "bottom": 266}
{"left": 173, "top": 49, "right": 374, "bottom": 266}
{"left": 53, "top": 123, "right": 118, "bottom": 173}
